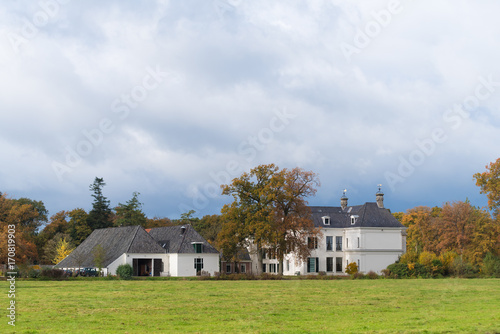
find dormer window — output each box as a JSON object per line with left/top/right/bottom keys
{"left": 192, "top": 242, "right": 203, "bottom": 253}
{"left": 322, "top": 216, "right": 330, "bottom": 226}
{"left": 351, "top": 215, "right": 359, "bottom": 225}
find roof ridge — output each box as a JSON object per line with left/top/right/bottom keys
{"left": 125, "top": 225, "right": 141, "bottom": 253}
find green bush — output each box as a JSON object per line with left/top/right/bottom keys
{"left": 481, "top": 253, "right": 500, "bottom": 277}
{"left": 450, "top": 257, "right": 478, "bottom": 277}
{"left": 116, "top": 264, "right": 133, "bottom": 280}
{"left": 28, "top": 269, "right": 41, "bottom": 278}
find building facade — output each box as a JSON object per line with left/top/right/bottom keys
{"left": 251, "top": 190, "right": 407, "bottom": 275}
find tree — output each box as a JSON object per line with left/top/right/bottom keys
{"left": 53, "top": 237, "right": 75, "bottom": 264}
{"left": 0, "top": 193, "right": 47, "bottom": 264}
{"left": 92, "top": 244, "right": 106, "bottom": 276}
{"left": 474, "top": 158, "right": 500, "bottom": 218}
{"left": 67, "top": 208, "right": 91, "bottom": 246}
{"left": 220, "top": 164, "right": 320, "bottom": 275}
{"left": 42, "top": 233, "right": 72, "bottom": 265}
{"left": 87, "top": 177, "right": 113, "bottom": 230}
{"left": 114, "top": 192, "right": 147, "bottom": 227}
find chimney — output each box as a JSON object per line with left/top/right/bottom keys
{"left": 376, "top": 184, "right": 384, "bottom": 208}
{"left": 341, "top": 189, "right": 348, "bottom": 210}
{"left": 181, "top": 225, "right": 187, "bottom": 235}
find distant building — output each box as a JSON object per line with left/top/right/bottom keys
{"left": 56, "top": 225, "right": 219, "bottom": 277}
{"left": 250, "top": 188, "right": 407, "bottom": 275}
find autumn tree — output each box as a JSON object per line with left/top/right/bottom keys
{"left": 42, "top": 233, "right": 73, "bottom": 264}
{"left": 220, "top": 164, "right": 320, "bottom": 275}
{"left": 474, "top": 158, "right": 500, "bottom": 218}
{"left": 86, "top": 177, "right": 113, "bottom": 230}
{"left": 114, "top": 192, "right": 147, "bottom": 227}
{"left": 67, "top": 208, "right": 91, "bottom": 246}
{"left": 0, "top": 193, "right": 47, "bottom": 264}
{"left": 53, "top": 237, "right": 74, "bottom": 264}
{"left": 401, "top": 206, "right": 441, "bottom": 253}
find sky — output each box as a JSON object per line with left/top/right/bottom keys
{"left": 1, "top": 0, "right": 499, "bottom": 222}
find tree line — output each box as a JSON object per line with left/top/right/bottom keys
{"left": 1, "top": 158, "right": 499, "bottom": 273}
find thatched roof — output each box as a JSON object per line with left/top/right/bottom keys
{"left": 148, "top": 225, "right": 219, "bottom": 254}
{"left": 56, "top": 225, "right": 166, "bottom": 268}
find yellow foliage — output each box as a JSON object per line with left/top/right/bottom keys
{"left": 53, "top": 238, "right": 74, "bottom": 264}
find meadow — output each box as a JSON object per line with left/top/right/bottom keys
{"left": 6, "top": 278, "right": 500, "bottom": 333}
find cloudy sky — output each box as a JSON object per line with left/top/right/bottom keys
{"left": 1, "top": 0, "right": 499, "bottom": 221}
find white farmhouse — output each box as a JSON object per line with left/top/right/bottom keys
{"left": 56, "top": 225, "right": 219, "bottom": 277}
{"left": 252, "top": 189, "right": 407, "bottom": 275}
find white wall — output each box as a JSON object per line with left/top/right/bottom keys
{"left": 172, "top": 253, "right": 220, "bottom": 277}
{"left": 106, "top": 253, "right": 170, "bottom": 276}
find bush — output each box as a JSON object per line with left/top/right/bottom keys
{"left": 41, "top": 268, "right": 67, "bottom": 280}
{"left": 450, "top": 257, "right": 478, "bottom": 277}
{"left": 28, "top": 269, "right": 41, "bottom": 279}
{"left": 366, "top": 271, "right": 379, "bottom": 279}
{"left": 345, "top": 262, "right": 358, "bottom": 275}
{"left": 352, "top": 272, "right": 366, "bottom": 279}
{"left": 481, "top": 253, "right": 500, "bottom": 277}
{"left": 116, "top": 264, "right": 133, "bottom": 280}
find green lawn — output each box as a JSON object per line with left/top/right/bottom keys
{"left": 5, "top": 278, "right": 500, "bottom": 333}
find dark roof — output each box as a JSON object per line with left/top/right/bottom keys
{"left": 148, "top": 225, "right": 219, "bottom": 254}
{"left": 56, "top": 225, "right": 166, "bottom": 268}
{"left": 310, "top": 202, "right": 405, "bottom": 228}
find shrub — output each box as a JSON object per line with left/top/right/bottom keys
{"left": 386, "top": 263, "right": 409, "bottom": 278}
{"left": 399, "top": 251, "right": 419, "bottom": 264}
{"left": 450, "top": 257, "right": 478, "bottom": 277}
{"left": 366, "top": 271, "right": 379, "bottom": 279}
{"left": 352, "top": 272, "right": 366, "bottom": 279}
{"left": 28, "top": 269, "right": 41, "bottom": 279}
{"left": 116, "top": 264, "right": 133, "bottom": 280}
{"left": 41, "top": 268, "right": 67, "bottom": 280}
{"left": 481, "top": 253, "right": 500, "bottom": 277}
{"left": 345, "top": 262, "right": 358, "bottom": 275}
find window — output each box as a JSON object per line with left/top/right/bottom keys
{"left": 327, "top": 257, "right": 334, "bottom": 272}
{"left": 336, "top": 236, "right": 342, "bottom": 251}
{"left": 322, "top": 216, "right": 330, "bottom": 225}
{"left": 351, "top": 215, "right": 359, "bottom": 225}
{"left": 357, "top": 259, "right": 360, "bottom": 269}
{"left": 194, "top": 258, "right": 203, "bottom": 272}
{"left": 262, "top": 263, "right": 266, "bottom": 273}
{"left": 308, "top": 237, "right": 318, "bottom": 249}
{"left": 269, "top": 263, "right": 276, "bottom": 273}
{"left": 357, "top": 237, "right": 360, "bottom": 248}
{"left": 336, "top": 257, "right": 343, "bottom": 272}
{"left": 192, "top": 243, "right": 203, "bottom": 253}
{"left": 346, "top": 238, "right": 349, "bottom": 248}
{"left": 286, "top": 260, "right": 290, "bottom": 272}
{"left": 326, "top": 236, "right": 333, "bottom": 251}
{"left": 307, "top": 257, "right": 319, "bottom": 273}
{"left": 240, "top": 264, "right": 246, "bottom": 273}
{"left": 226, "top": 263, "right": 231, "bottom": 274}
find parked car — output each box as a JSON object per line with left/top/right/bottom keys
{"left": 80, "top": 268, "right": 99, "bottom": 277}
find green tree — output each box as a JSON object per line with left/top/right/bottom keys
{"left": 87, "top": 177, "right": 113, "bottom": 230}
{"left": 114, "top": 192, "right": 147, "bottom": 227}
{"left": 68, "top": 208, "right": 91, "bottom": 246}
{"left": 92, "top": 244, "right": 106, "bottom": 276}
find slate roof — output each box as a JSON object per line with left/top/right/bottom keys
{"left": 148, "top": 225, "right": 219, "bottom": 254}
{"left": 56, "top": 225, "right": 166, "bottom": 268}
{"left": 310, "top": 202, "right": 405, "bottom": 229}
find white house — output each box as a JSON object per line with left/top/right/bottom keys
{"left": 251, "top": 189, "right": 407, "bottom": 275}
{"left": 57, "top": 225, "right": 220, "bottom": 277}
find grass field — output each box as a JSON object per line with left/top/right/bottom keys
{"left": 5, "top": 278, "right": 500, "bottom": 333}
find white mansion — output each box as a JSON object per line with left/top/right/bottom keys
{"left": 250, "top": 190, "right": 407, "bottom": 275}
